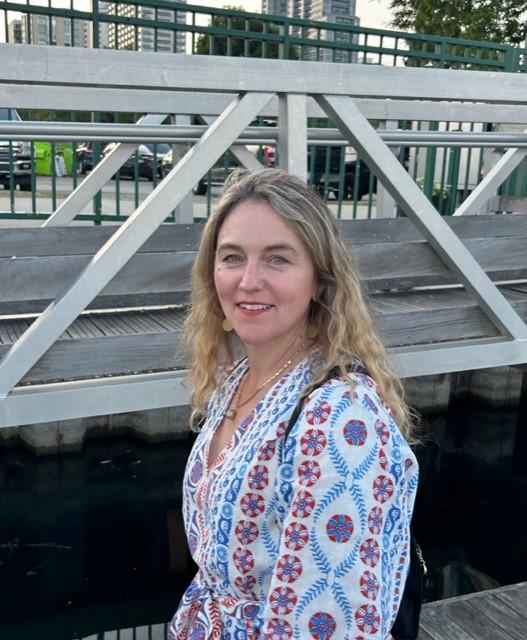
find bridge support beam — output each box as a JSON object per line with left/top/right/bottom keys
{"left": 316, "top": 93, "right": 527, "bottom": 344}
{"left": 0, "top": 91, "right": 275, "bottom": 397}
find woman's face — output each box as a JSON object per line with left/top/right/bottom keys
{"left": 214, "top": 198, "right": 316, "bottom": 354}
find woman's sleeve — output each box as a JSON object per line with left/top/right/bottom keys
{"left": 260, "top": 376, "right": 419, "bottom": 640}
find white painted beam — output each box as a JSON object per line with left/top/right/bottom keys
{"left": 0, "top": 371, "right": 189, "bottom": 429}
{"left": 3, "top": 45, "right": 527, "bottom": 103}
{"left": 316, "top": 94, "right": 527, "bottom": 343}
{"left": 0, "top": 91, "right": 274, "bottom": 396}
{"left": 278, "top": 94, "right": 308, "bottom": 181}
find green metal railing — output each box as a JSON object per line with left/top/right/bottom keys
{"left": 2, "top": 0, "right": 526, "bottom": 70}
{"left": 1, "top": 0, "right": 526, "bottom": 222}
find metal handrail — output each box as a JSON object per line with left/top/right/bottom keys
{"left": 2, "top": 122, "right": 527, "bottom": 148}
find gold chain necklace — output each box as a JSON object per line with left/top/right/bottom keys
{"left": 224, "top": 341, "right": 306, "bottom": 421}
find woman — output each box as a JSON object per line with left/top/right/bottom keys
{"left": 169, "top": 169, "right": 418, "bottom": 639}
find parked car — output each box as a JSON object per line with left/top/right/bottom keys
{"left": 103, "top": 143, "right": 167, "bottom": 181}
{"left": 0, "top": 108, "right": 32, "bottom": 191}
{"left": 75, "top": 142, "right": 93, "bottom": 174}
{"left": 162, "top": 149, "right": 240, "bottom": 195}
{"left": 310, "top": 146, "right": 375, "bottom": 200}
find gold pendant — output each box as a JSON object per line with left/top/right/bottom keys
{"left": 225, "top": 408, "right": 236, "bottom": 420}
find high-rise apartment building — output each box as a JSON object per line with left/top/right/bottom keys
{"left": 261, "top": 0, "right": 288, "bottom": 15}
{"left": 18, "top": 14, "right": 90, "bottom": 46}
{"left": 262, "top": 0, "right": 359, "bottom": 62}
{"left": 104, "top": 1, "right": 186, "bottom": 54}
{"left": 7, "top": 19, "right": 23, "bottom": 44}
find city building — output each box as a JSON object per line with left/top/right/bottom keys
{"left": 17, "top": 14, "right": 90, "bottom": 47}
{"left": 261, "top": 0, "right": 288, "bottom": 15}
{"left": 103, "top": 1, "right": 186, "bottom": 53}
{"left": 262, "top": 0, "right": 359, "bottom": 62}
{"left": 7, "top": 18, "right": 23, "bottom": 44}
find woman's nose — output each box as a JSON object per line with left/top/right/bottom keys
{"left": 239, "top": 262, "right": 263, "bottom": 290}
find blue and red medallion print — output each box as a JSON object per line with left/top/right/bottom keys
{"left": 355, "top": 603, "right": 380, "bottom": 634}
{"left": 232, "top": 547, "right": 254, "bottom": 574}
{"left": 269, "top": 586, "right": 298, "bottom": 615}
{"left": 359, "top": 570, "right": 380, "bottom": 599}
{"left": 264, "top": 617, "right": 293, "bottom": 639}
{"left": 306, "top": 401, "right": 332, "bottom": 425}
{"left": 291, "top": 491, "right": 316, "bottom": 518}
{"left": 300, "top": 429, "right": 327, "bottom": 456}
{"left": 284, "top": 521, "right": 309, "bottom": 551}
{"left": 276, "top": 554, "right": 303, "bottom": 583}
{"left": 367, "top": 506, "right": 383, "bottom": 535}
{"left": 308, "top": 611, "right": 337, "bottom": 639}
{"left": 297, "top": 460, "right": 321, "bottom": 487}
{"left": 234, "top": 520, "right": 259, "bottom": 545}
{"left": 359, "top": 538, "right": 380, "bottom": 567}
{"left": 248, "top": 464, "right": 270, "bottom": 490}
{"left": 326, "top": 514, "right": 354, "bottom": 543}
{"left": 372, "top": 475, "right": 394, "bottom": 504}
{"left": 240, "top": 492, "right": 265, "bottom": 517}
{"left": 343, "top": 419, "right": 368, "bottom": 446}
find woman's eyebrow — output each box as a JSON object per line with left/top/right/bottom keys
{"left": 216, "top": 242, "right": 243, "bottom": 253}
{"left": 216, "top": 242, "right": 300, "bottom": 256}
{"left": 264, "top": 243, "right": 300, "bottom": 256}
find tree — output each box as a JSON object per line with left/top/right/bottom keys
{"left": 389, "top": 0, "right": 527, "bottom": 45}
{"left": 195, "top": 6, "right": 297, "bottom": 59}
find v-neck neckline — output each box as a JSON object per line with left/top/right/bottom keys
{"left": 205, "top": 359, "right": 249, "bottom": 473}
{"left": 204, "top": 353, "right": 312, "bottom": 474}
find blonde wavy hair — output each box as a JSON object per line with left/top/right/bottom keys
{"left": 183, "top": 168, "right": 415, "bottom": 440}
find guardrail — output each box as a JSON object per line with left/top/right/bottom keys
{"left": 1, "top": 0, "right": 526, "bottom": 221}
{"left": 2, "top": 120, "right": 526, "bottom": 223}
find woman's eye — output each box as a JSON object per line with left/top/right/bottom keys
{"left": 269, "top": 255, "right": 288, "bottom": 265}
{"left": 222, "top": 254, "right": 243, "bottom": 264}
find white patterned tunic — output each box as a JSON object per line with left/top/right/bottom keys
{"left": 169, "top": 356, "right": 418, "bottom": 640}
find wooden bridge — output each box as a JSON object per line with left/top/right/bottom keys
{"left": 0, "top": 44, "right": 527, "bottom": 428}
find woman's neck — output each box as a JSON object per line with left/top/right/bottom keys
{"left": 244, "top": 336, "right": 308, "bottom": 390}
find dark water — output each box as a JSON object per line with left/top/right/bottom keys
{"left": 0, "top": 387, "right": 526, "bottom": 639}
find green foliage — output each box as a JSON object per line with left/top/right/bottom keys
{"left": 389, "top": 0, "right": 526, "bottom": 69}
{"left": 195, "top": 6, "right": 297, "bottom": 59}
{"left": 390, "top": 0, "right": 527, "bottom": 45}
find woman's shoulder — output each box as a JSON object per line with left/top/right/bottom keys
{"left": 289, "top": 371, "right": 418, "bottom": 477}
{"left": 304, "top": 369, "right": 387, "bottom": 411}
{"left": 295, "top": 369, "right": 401, "bottom": 440}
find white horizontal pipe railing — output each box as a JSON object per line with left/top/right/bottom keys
{"left": 1, "top": 122, "right": 527, "bottom": 148}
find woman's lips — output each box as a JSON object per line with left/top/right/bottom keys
{"left": 236, "top": 302, "right": 273, "bottom": 316}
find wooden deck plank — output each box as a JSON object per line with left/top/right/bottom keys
{"left": 2, "top": 215, "right": 526, "bottom": 257}
{"left": 85, "top": 314, "right": 128, "bottom": 337}
{"left": 151, "top": 308, "right": 187, "bottom": 330}
{"left": 2, "top": 232, "right": 527, "bottom": 314}
{"left": 1, "top": 285, "right": 526, "bottom": 381}
{"left": 444, "top": 600, "right": 516, "bottom": 640}
{"left": 16, "top": 333, "right": 185, "bottom": 383}
{"left": 420, "top": 583, "right": 527, "bottom": 640}
{"left": 416, "top": 627, "right": 437, "bottom": 640}
{"left": 469, "top": 594, "right": 527, "bottom": 640}
{"left": 495, "top": 586, "right": 527, "bottom": 617}
{"left": 419, "top": 606, "right": 475, "bottom": 640}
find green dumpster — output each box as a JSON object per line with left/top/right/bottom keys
{"left": 34, "top": 142, "right": 74, "bottom": 176}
